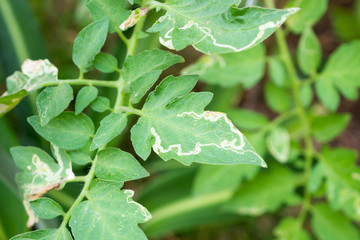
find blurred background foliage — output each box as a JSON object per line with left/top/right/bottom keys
{"left": 0, "top": 0, "right": 360, "bottom": 239}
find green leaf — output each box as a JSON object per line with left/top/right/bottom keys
{"left": 94, "top": 53, "right": 118, "bottom": 73}
{"left": 331, "top": 6, "right": 360, "bottom": 41}
{"left": 69, "top": 180, "right": 151, "bottom": 240}
{"left": 312, "top": 204, "right": 360, "bottom": 240}
{"left": 149, "top": 1, "right": 298, "bottom": 54}
{"left": 75, "top": 86, "right": 98, "bottom": 115}
{"left": 300, "top": 83, "right": 313, "bottom": 108}
{"left": 225, "top": 164, "right": 299, "bottom": 215}
{"left": 316, "top": 41, "right": 360, "bottom": 111}
{"left": 90, "top": 112, "right": 127, "bottom": 151}
{"left": 73, "top": 18, "right": 109, "bottom": 72}
{"left": 95, "top": 148, "right": 149, "bottom": 182}
{"left": 266, "top": 126, "right": 290, "bottom": 163}
{"left": 0, "top": 90, "right": 27, "bottom": 117}
{"left": 228, "top": 108, "right": 269, "bottom": 132}
{"left": 28, "top": 112, "right": 95, "bottom": 150}
{"left": 268, "top": 58, "right": 289, "bottom": 87}
{"left": 286, "top": 0, "right": 328, "bottom": 33}
{"left": 10, "top": 228, "right": 72, "bottom": 240}
{"left": 6, "top": 59, "right": 58, "bottom": 94}
{"left": 131, "top": 75, "right": 266, "bottom": 167}
{"left": 265, "top": 82, "right": 292, "bottom": 113}
{"left": 311, "top": 113, "right": 350, "bottom": 143}
{"left": 36, "top": 84, "right": 73, "bottom": 126}
{"left": 274, "top": 218, "right": 310, "bottom": 240}
{"left": 317, "top": 148, "right": 360, "bottom": 220}
{"left": 30, "top": 197, "right": 64, "bottom": 219}
{"left": 10, "top": 145, "right": 74, "bottom": 227}
{"left": 85, "top": 0, "right": 131, "bottom": 33}
{"left": 122, "top": 49, "right": 184, "bottom": 104}
{"left": 192, "top": 165, "right": 259, "bottom": 196}
{"left": 67, "top": 150, "right": 92, "bottom": 165}
{"left": 181, "top": 44, "right": 266, "bottom": 88}
{"left": 90, "top": 96, "right": 111, "bottom": 113}
{"left": 297, "top": 27, "right": 321, "bottom": 75}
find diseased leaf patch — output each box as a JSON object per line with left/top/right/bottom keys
{"left": 131, "top": 75, "right": 266, "bottom": 167}
{"left": 148, "top": 0, "right": 298, "bottom": 53}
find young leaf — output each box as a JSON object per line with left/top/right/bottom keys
{"left": 30, "top": 197, "right": 64, "bottom": 219}
{"left": 227, "top": 108, "right": 269, "bottom": 132}
{"left": 312, "top": 204, "right": 360, "bottom": 240}
{"left": 85, "top": 0, "right": 131, "bottom": 33}
{"left": 0, "top": 90, "right": 27, "bottom": 117}
{"left": 266, "top": 126, "right": 290, "bottom": 163}
{"left": 10, "top": 228, "right": 72, "bottom": 240}
{"left": 90, "top": 96, "right": 111, "bottom": 112}
{"left": 69, "top": 180, "right": 151, "bottom": 240}
{"left": 286, "top": 0, "right": 328, "bottom": 33}
{"left": 192, "top": 165, "right": 259, "bottom": 196}
{"left": 148, "top": 1, "right": 298, "bottom": 54}
{"left": 268, "top": 58, "right": 289, "bottom": 87}
{"left": 265, "top": 82, "right": 292, "bottom": 113}
{"left": 73, "top": 18, "right": 109, "bottom": 72}
{"left": 6, "top": 59, "right": 58, "bottom": 94}
{"left": 317, "top": 148, "right": 360, "bottom": 220}
{"left": 122, "top": 49, "right": 184, "bottom": 104}
{"left": 75, "top": 86, "right": 98, "bottom": 115}
{"left": 297, "top": 27, "right": 322, "bottom": 75}
{"left": 300, "top": 83, "right": 313, "bottom": 108}
{"left": 315, "top": 41, "right": 360, "bottom": 111}
{"left": 90, "top": 112, "right": 127, "bottom": 151}
{"left": 131, "top": 75, "right": 266, "bottom": 167}
{"left": 225, "top": 164, "right": 300, "bottom": 215}
{"left": 274, "top": 218, "right": 310, "bottom": 240}
{"left": 67, "top": 150, "right": 92, "bottom": 165}
{"left": 10, "top": 145, "right": 74, "bottom": 227}
{"left": 28, "top": 112, "right": 95, "bottom": 150}
{"left": 182, "top": 44, "right": 266, "bottom": 88}
{"left": 311, "top": 113, "right": 350, "bottom": 143}
{"left": 94, "top": 53, "right": 118, "bottom": 73}
{"left": 36, "top": 84, "right": 73, "bottom": 126}
{"left": 95, "top": 148, "right": 149, "bottom": 182}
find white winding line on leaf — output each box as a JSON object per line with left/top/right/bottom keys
{"left": 159, "top": 8, "right": 299, "bottom": 52}
{"left": 150, "top": 111, "right": 266, "bottom": 165}
{"left": 124, "top": 189, "right": 152, "bottom": 222}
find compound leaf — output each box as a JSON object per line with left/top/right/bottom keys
{"left": 265, "top": 82, "right": 292, "bottom": 113}
{"left": 37, "top": 84, "right": 73, "bottom": 126}
{"left": 266, "top": 126, "right": 290, "bottom": 163}
{"left": 73, "top": 18, "right": 109, "bottom": 72}
{"left": 122, "top": 49, "right": 184, "bottom": 104}
{"left": 311, "top": 113, "right": 350, "bottom": 143}
{"left": 312, "top": 204, "right": 360, "bottom": 240}
{"left": 10, "top": 228, "right": 72, "bottom": 240}
{"left": 274, "top": 218, "right": 310, "bottom": 240}
{"left": 94, "top": 53, "right": 118, "bottom": 73}
{"left": 286, "top": 0, "right": 328, "bottom": 33}
{"left": 225, "top": 164, "right": 299, "bottom": 215}
{"left": 148, "top": 1, "right": 297, "bottom": 54}
{"left": 182, "top": 44, "right": 266, "bottom": 88}
{"left": 90, "top": 112, "right": 127, "bottom": 151}
{"left": 90, "top": 96, "right": 111, "bottom": 113}
{"left": 75, "top": 86, "right": 98, "bottom": 115}
{"left": 227, "top": 108, "right": 269, "bottom": 132}
{"left": 69, "top": 180, "right": 151, "bottom": 240}
{"left": 315, "top": 41, "right": 360, "bottom": 111}
{"left": 28, "top": 112, "right": 95, "bottom": 150}
{"left": 30, "top": 197, "right": 64, "bottom": 219}
{"left": 95, "top": 148, "right": 149, "bottom": 182}
{"left": 85, "top": 0, "right": 131, "bottom": 33}
{"left": 131, "top": 75, "right": 266, "bottom": 167}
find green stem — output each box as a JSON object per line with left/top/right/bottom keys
{"left": 57, "top": 154, "right": 99, "bottom": 238}
{"left": 259, "top": 109, "right": 298, "bottom": 135}
{"left": 45, "top": 79, "right": 120, "bottom": 88}
{"left": 117, "top": 31, "right": 130, "bottom": 46}
{"left": 265, "top": 0, "right": 315, "bottom": 226}
{"left": 127, "top": 15, "right": 147, "bottom": 57}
